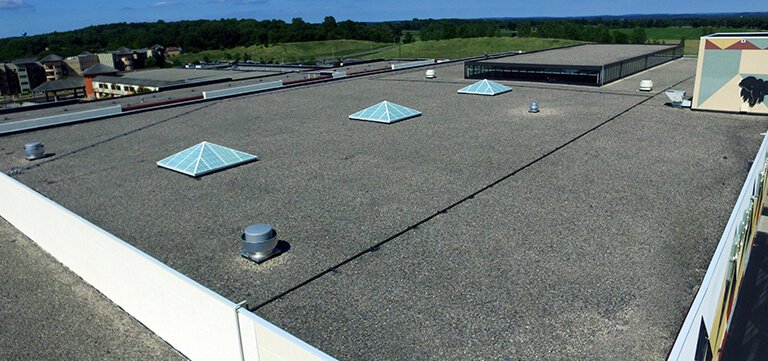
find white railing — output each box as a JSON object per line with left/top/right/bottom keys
{"left": 668, "top": 131, "right": 768, "bottom": 360}
{"left": 203, "top": 80, "right": 283, "bottom": 100}
{"left": 0, "top": 173, "right": 335, "bottom": 361}
{"left": 0, "top": 105, "right": 122, "bottom": 135}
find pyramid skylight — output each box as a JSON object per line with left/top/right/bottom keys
{"left": 156, "top": 141, "right": 258, "bottom": 177}
{"left": 457, "top": 79, "right": 512, "bottom": 96}
{"left": 349, "top": 101, "right": 422, "bottom": 124}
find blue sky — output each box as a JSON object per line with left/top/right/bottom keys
{"left": 0, "top": 0, "right": 766, "bottom": 39}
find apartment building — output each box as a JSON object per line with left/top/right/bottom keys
{"left": 64, "top": 51, "right": 100, "bottom": 75}
{"left": 39, "top": 54, "right": 66, "bottom": 81}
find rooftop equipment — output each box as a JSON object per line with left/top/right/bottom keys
{"left": 665, "top": 90, "right": 692, "bottom": 108}
{"left": 457, "top": 79, "right": 512, "bottom": 96}
{"left": 528, "top": 101, "right": 540, "bottom": 113}
{"left": 24, "top": 142, "right": 45, "bottom": 160}
{"left": 639, "top": 80, "right": 654, "bottom": 91}
{"left": 241, "top": 224, "right": 280, "bottom": 263}
{"left": 156, "top": 141, "right": 258, "bottom": 177}
{"left": 349, "top": 101, "right": 422, "bottom": 124}
{"left": 425, "top": 69, "right": 436, "bottom": 79}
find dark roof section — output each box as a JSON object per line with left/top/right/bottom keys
{"left": 91, "top": 75, "right": 182, "bottom": 88}
{"left": 114, "top": 47, "right": 133, "bottom": 55}
{"left": 13, "top": 57, "right": 38, "bottom": 65}
{"left": 39, "top": 54, "right": 64, "bottom": 63}
{"left": 83, "top": 63, "right": 119, "bottom": 76}
{"left": 33, "top": 77, "right": 85, "bottom": 93}
{"left": 484, "top": 44, "right": 680, "bottom": 66}
{"left": 79, "top": 51, "right": 94, "bottom": 56}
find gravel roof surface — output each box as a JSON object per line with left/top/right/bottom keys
{"left": 0, "top": 218, "right": 182, "bottom": 361}
{"left": 2, "top": 57, "right": 766, "bottom": 360}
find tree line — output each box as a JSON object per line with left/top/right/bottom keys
{"left": 1, "top": 14, "right": 766, "bottom": 61}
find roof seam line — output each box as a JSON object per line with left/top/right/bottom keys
{"left": 248, "top": 74, "right": 697, "bottom": 312}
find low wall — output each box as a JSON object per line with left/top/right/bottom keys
{"left": 0, "top": 105, "right": 122, "bottom": 135}
{"left": 203, "top": 81, "right": 283, "bottom": 100}
{"left": 390, "top": 59, "right": 435, "bottom": 70}
{"left": 0, "top": 173, "right": 334, "bottom": 361}
{"left": 668, "top": 131, "right": 768, "bottom": 360}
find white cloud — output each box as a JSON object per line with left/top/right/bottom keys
{"left": 150, "top": 1, "right": 177, "bottom": 7}
{"left": 0, "top": 0, "right": 26, "bottom": 9}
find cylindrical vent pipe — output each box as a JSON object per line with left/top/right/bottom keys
{"left": 639, "top": 79, "right": 653, "bottom": 91}
{"left": 24, "top": 142, "right": 45, "bottom": 160}
{"left": 528, "top": 101, "right": 539, "bottom": 113}
{"left": 241, "top": 224, "right": 278, "bottom": 262}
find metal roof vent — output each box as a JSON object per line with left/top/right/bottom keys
{"left": 665, "top": 90, "right": 692, "bottom": 108}
{"left": 639, "top": 80, "right": 653, "bottom": 91}
{"left": 528, "top": 101, "right": 540, "bottom": 113}
{"left": 241, "top": 224, "right": 280, "bottom": 263}
{"left": 24, "top": 142, "right": 45, "bottom": 160}
{"left": 425, "top": 69, "right": 436, "bottom": 79}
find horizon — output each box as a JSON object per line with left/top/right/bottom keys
{"left": 1, "top": 0, "right": 767, "bottom": 39}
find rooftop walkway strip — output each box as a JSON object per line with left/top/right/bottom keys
{"left": 249, "top": 74, "right": 695, "bottom": 312}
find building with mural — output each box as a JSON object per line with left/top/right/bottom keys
{"left": 692, "top": 33, "right": 768, "bottom": 114}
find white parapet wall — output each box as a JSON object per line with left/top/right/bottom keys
{"left": 0, "top": 105, "right": 122, "bottom": 135}
{"left": 668, "top": 131, "right": 768, "bottom": 360}
{"left": 391, "top": 59, "right": 435, "bottom": 70}
{"left": 203, "top": 80, "right": 283, "bottom": 100}
{"left": 0, "top": 173, "right": 335, "bottom": 361}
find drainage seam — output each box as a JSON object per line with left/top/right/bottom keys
{"left": 250, "top": 75, "right": 694, "bottom": 311}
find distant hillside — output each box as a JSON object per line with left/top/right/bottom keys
{"left": 1, "top": 12, "right": 765, "bottom": 62}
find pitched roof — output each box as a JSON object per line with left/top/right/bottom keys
{"left": 39, "top": 54, "right": 64, "bottom": 63}
{"left": 91, "top": 75, "right": 182, "bottom": 88}
{"left": 348, "top": 101, "right": 422, "bottom": 124}
{"left": 83, "top": 63, "right": 119, "bottom": 76}
{"left": 156, "top": 141, "right": 259, "bottom": 177}
{"left": 114, "top": 47, "right": 133, "bottom": 55}
{"left": 79, "top": 51, "right": 94, "bottom": 56}
{"left": 457, "top": 79, "right": 512, "bottom": 96}
{"left": 32, "top": 77, "right": 85, "bottom": 92}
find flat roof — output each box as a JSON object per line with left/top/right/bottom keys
{"left": 2, "top": 57, "right": 767, "bottom": 359}
{"left": 0, "top": 218, "right": 180, "bottom": 360}
{"left": 483, "top": 44, "right": 680, "bottom": 66}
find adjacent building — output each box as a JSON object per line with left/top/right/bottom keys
{"left": 97, "top": 47, "right": 148, "bottom": 72}
{"left": 9, "top": 58, "right": 45, "bottom": 94}
{"left": 90, "top": 75, "right": 180, "bottom": 99}
{"left": 165, "top": 46, "right": 182, "bottom": 57}
{"left": 0, "top": 63, "right": 20, "bottom": 96}
{"left": 692, "top": 32, "right": 768, "bottom": 114}
{"left": 64, "top": 51, "right": 100, "bottom": 75}
{"left": 39, "top": 54, "right": 66, "bottom": 81}
{"left": 82, "top": 63, "right": 119, "bottom": 99}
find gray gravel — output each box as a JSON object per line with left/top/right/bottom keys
{"left": 0, "top": 217, "right": 183, "bottom": 360}
{"left": 1, "top": 57, "right": 765, "bottom": 360}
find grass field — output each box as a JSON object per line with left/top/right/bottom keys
{"left": 610, "top": 26, "right": 763, "bottom": 56}
{"left": 179, "top": 37, "right": 582, "bottom": 64}
{"left": 611, "top": 26, "right": 763, "bottom": 40}
{"left": 177, "top": 39, "right": 394, "bottom": 64}
{"left": 361, "top": 37, "right": 582, "bottom": 60}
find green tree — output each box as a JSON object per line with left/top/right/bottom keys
{"left": 613, "top": 31, "right": 629, "bottom": 44}
{"left": 402, "top": 31, "right": 414, "bottom": 44}
{"left": 517, "top": 21, "right": 532, "bottom": 37}
{"left": 629, "top": 27, "right": 647, "bottom": 44}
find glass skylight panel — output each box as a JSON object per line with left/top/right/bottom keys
{"left": 349, "top": 101, "right": 422, "bottom": 124}
{"left": 457, "top": 79, "right": 512, "bottom": 96}
{"left": 156, "top": 141, "right": 258, "bottom": 177}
